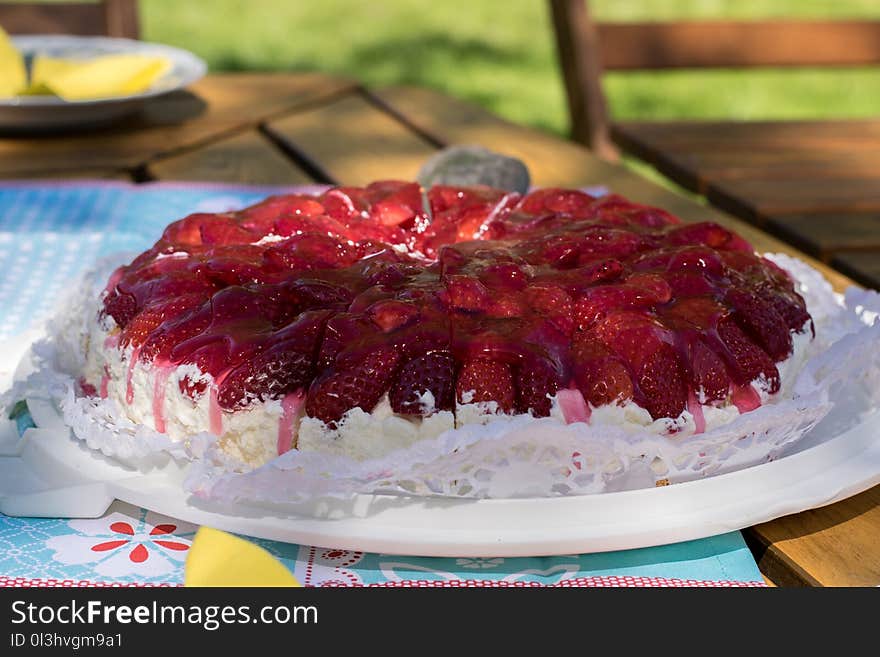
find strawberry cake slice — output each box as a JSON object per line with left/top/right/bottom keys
{"left": 79, "top": 181, "right": 813, "bottom": 467}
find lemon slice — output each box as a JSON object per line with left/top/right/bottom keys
{"left": 41, "top": 53, "right": 171, "bottom": 101}
{"left": 22, "top": 56, "right": 78, "bottom": 95}
{"left": 184, "top": 527, "right": 302, "bottom": 587}
{"left": 0, "top": 27, "right": 26, "bottom": 98}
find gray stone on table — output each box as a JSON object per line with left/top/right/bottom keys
{"left": 417, "top": 145, "right": 531, "bottom": 194}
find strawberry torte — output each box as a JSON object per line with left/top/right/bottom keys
{"left": 79, "top": 182, "right": 813, "bottom": 467}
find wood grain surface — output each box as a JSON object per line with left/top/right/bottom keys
{"left": 612, "top": 119, "right": 880, "bottom": 292}
{"left": 148, "top": 129, "right": 313, "bottom": 185}
{"left": 264, "top": 92, "right": 436, "bottom": 185}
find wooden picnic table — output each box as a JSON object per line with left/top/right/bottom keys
{"left": 614, "top": 121, "right": 880, "bottom": 291}
{"left": 3, "top": 72, "right": 877, "bottom": 587}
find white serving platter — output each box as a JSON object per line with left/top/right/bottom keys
{"left": 2, "top": 330, "right": 879, "bottom": 558}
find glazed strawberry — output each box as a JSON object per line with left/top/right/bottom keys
{"left": 103, "top": 289, "right": 137, "bottom": 328}
{"left": 636, "top": 344, "right": 688, "bottom": 420}
{"left": 664, "top": 271, "right": 715, "bottom": 297}
{"left": 717, "top": 318, "right": 780, "bottom": 392}
{"left": 263, "top": 234, "right": 360, "bottom": 271}
{"left": 389, "top": 351, "right": 456, "bottom": 415}
{"left": 666, "top": 246, "right": 726, "bottom": 276}
{"left": 120, "top": 294, "right": 207, "bottom": 349}
{"left": 755, "top": 280, "right": 811, "bottom": 332}
{"left": 161, "top": 213, "right": 217, "bottom": 246}
{"left": 524, "top": 284, "right": 574, "bottom": 336}
{"left": 366, "top": 181, "right": 426, "bottom": 228}
{"left": 480, "top": 262, "right": 530, "bottom": 290}
{"left": 625, "top": 272, "right": 673, "bottom": 303}
{"left": 589, "top": 195, "right": 680, "bottom": 229}
{"left": 199, "top": 216, "right": 255, "bottom": 245}
{"left": 239, "top": 195, "right": 325, "bottom": 232}
{"left": 206, "top": 286, "right": 275, "bottom": 324}
{"left": 306, "top": 345, "right": 401, "bottom": 424}
{"left": 725, "top": 289, "right": 793, "bottom": 360}
{"left": 540, "top": 259, "right": 626, "bottom": 293}
{"left": 109, "top": 271, "right": 216, "bottom": 325}
{"left": 515, "top": 354, "right": 563, "bottom": 417}
{"left": 593, "top": 310, "right": 668, "bottom": 372}
{"left": 578, "top": 226, "right": 648, "bottom": 260}
{"left": 139, "top": 306, "right": 213, "bottom": 363}
{"left": 517, "top": 235, "right": 578, "bottom": 269}
{"left": 442, "top": 274, "right": 492, "bottom": 312}
{"left": 428, "top": 185, "right": 511, "bottom": 215}
{"left": 455, "top": 357, "right": 515, "bottom": 412}
{"left": 273, "top": 213, "right": 354, "bottom": 240}
{"left": 368, "top": 299, "right": 421, "bottom": 333}
{"left": 662, "top": 296, "right": 726, "bottom": 330}
{"left": 216, "top": 311, "right": 330, "bottom": 409}
{"left": 420, "top": 187, "right": 516, "bottom": 255}
{"left": 667, "top": 222, "right": 738, "bottom": 249}
{"left": 320, "top": 187, "right": 371, "bottom": 221}
{"left": 573, "top": 285, "right": 661, "bottom": 332}
{"left": 571, "top": 338, "right": 634, "bottom": 407}
{"left": 486, "top": 291, "right": 528, "bottom": 318}
{"left": 687, "top": 338, "right": 731, "bottom": 403}
{"left": 517, "top": 188, "right": 595, "bottom": 216}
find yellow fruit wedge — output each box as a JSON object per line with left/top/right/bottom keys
{"left": 0, "top": 27, "right": 26, "bottom": 98}
{"left": 21, "top": 56, "right": 79, "bottom": 95}
{"left": 41, "top": 53, "right": 171, "bottom": 101}
{"left": 184, "top": 527, "right": 302, "bottom": 587}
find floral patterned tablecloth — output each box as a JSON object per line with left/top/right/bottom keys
{"left": 0, "top": 500, "right": 764, "bottom": 587}
{"left": 0, "top": 182, "right": 766, "bottom": 587}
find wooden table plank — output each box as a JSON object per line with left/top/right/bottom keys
{"left": 615, "top": 119, "right": 880, "bottom": 145}
{"left": 264, "top": 92, "right": 438, "bottom": 186}
{"left": 656, "top": 152, "right": 880, "bottom": 183}
{"left": 147, "top": 129, "right": 314, "bottom": 185}
{"left": 0, "top": 73, "right": 357, "bottom": 177}
{"left": 0, "top": 167, "right": 133, "bottom": 180}
{"left": 613, "top": 121, "right": 880, "bottom": 193}
{"left": 708, "top": 177, "right": 880, "bottom": 218}
{"left": 612, "top": 141, "right": 880, "bottom": 195}
{"left": 766, "top": 212, "right": 880, "bottom": 260}
{"left": 831, "top": 251, "right": 880, "bottom": 290}
{"left": 746, "top": 487, "right": 880, "bottom": 587}
{"left": 370, "top": 85, "right": 852, "bottom": 292}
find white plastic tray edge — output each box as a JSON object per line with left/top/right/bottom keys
{"left": 2, "top": 402, "right": 878, "bottom": 557}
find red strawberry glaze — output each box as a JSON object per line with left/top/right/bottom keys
{"left": 556, "top": 388, "right": 591, "bottom": 424}
{"left": 151, "top": 361, "right": 174, "bottom": 434}
{"left": 90, "top": 181, "right": 812, "bottom": 455}
{"left": 278, "top": 390, "right": 306, "bottom": 455}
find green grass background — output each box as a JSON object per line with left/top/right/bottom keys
{"left": 140, "top": 0, "right": 880, "bottom": 138}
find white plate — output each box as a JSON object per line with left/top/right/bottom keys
{"left": 0, "top": 35, "right": 206, "bottom": 130}
{"left": 2, "top": 331, "right": 879, "bottom": 557}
